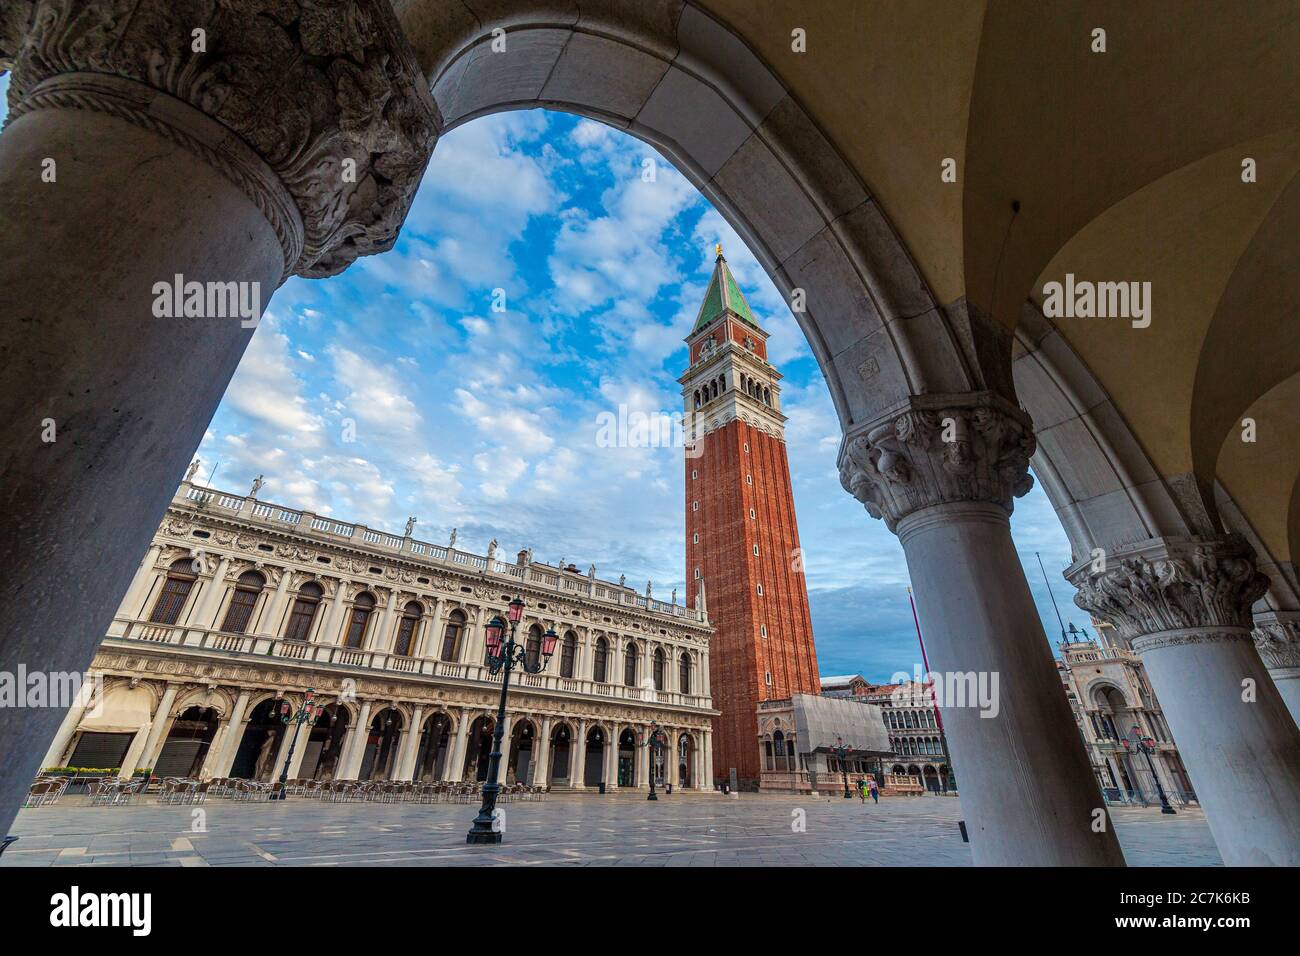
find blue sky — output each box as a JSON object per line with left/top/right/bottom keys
{"left": 0, "top": 70, "right": 1095, "bottom": 680}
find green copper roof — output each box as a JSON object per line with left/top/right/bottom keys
{"left": 691, "top": 248, "right": 761, "bottom": 333}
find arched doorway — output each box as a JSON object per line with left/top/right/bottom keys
{"left": 677, "top": 733, "right": 695, "bottom": 789}
{"left": 923, "top": 765, "right": 940, "bottom": 792}
{"left": 548, "top": 723, "right": 572, "bottom": 786}
{"left": 155, "top": 706, "right": 220, "bottom": 778}
{"left": 414, "top": 711, "right": 453, "bottom": 782}
{"left": 506, "top": 719, "right": 535, "bottom": 785}
{"left": 617, "top": 728, "right": 637, "bottom": 787}
{"left": 464, "top": 715, "right": 496, "bottom": 783}
{"left": 359, "top": 707, "right": 403, "bottom": 781}
{"left": 583, "top": 727, "right": 606, "bottom": 788}
{"left": 230, "top": 698, "right": 286, "bottom": 781}
{"left": 301, "top": 704, "right": 350, "bottom": 781}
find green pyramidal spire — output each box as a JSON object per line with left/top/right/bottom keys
{"left": 691, "top": 244, "right": 761, "bottom": 334}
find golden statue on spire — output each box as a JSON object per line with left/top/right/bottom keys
{"left": 715, "top": 242, "right": 723, "bottom": 258}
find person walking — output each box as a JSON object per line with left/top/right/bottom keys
{"left": 868, "top": 776, "right": 879, "bottom": 804}
{"left": 858, "top": 777, "right": 867, "bottom": 803}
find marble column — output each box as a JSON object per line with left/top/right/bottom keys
{"left": 396, "top": 705, "right": 425, "bottom": 781}
{"left": 339, "top": 701, "right": 375, "bottom": 781}
{"left": 447, "top": 711, "right": 472, "bottom": 783}
{"left": 137, "top": 684, "right": 182, "bottom": 774}
{"left": 1253, "top": 611, "right": 1300, "bottom": 728}
{"left": 319, "top": 581, "right": 349, "bottom": 645}
{"left": 0, "top": 0, "right": 437, "bottom": 835}
{"left": 39, "top": 683, "right": 96, "bottom": 769}
{"left": 195, "top": 557, "right": 233, "bottom": 630}
{"left": 257, "top": 569, "right": 294, "bottom": 639}
{"left": 206, "top": 691, "right": 252, "bottom": 779}
{"left": 637, "top": 726, "right": 650, "bottom": 789}
{"left": 572, "top": 718, "right": 588, "bottom": 790}
{"left": 534, "top": 716, "right": 553, "bottom": 787}
{"left": 1071, "top": 535, "right": 1300, "bottom": 866}
{"left": 283, "top": 719, "right": 313, "bottom": 780}
{"left": 119, "top": 545, "right": 166, "bottom": 622}
{"left": 839, "top": 395, "right": 1124, "bottom": 865}
{"left": 372, "top": 588, "right": 400, "bottom": 652}
{"left": 605, "top": 724, "right": 619, "bottom": 790}
{"left": 702, "top": 730, "right": 714, "bottom": 789}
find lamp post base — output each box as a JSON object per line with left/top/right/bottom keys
{"left": 1160, "top": 805, "right": 1177, "bottom": 815}
{"left": 466, "top": 827, "right": 502, "bottom": 845}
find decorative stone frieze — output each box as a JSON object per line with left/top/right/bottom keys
{"left": 2, "top": 0, "right": 439, "bottom": 278}
{"left": 1067, "top": 535, "right": 1270, "bottom": 646}
{"left": 1254, "top": 616, "right": 1300, "bottom": 670}
{"left": 836, "top": 392, "right": 1035, "bottom": 530}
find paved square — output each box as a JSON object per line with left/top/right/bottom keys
{"left": 1, "top": 793, "right": 1221, "bottom": 867}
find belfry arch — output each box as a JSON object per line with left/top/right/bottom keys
{"left": 0, "top": 1, "right": 1297, "bottom": 867}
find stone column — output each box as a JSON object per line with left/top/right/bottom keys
{"left": 339, "top": 701, "right": 374, "bottom": 781}
{"left": 194, "top": 557, "right": 233, "bottom": 630}
{"left": 1071, "top": 535, "right": 1300, "bottom": 865}
{"left": 206, "top": 691, "right": 252, "bottom": 778}
{"left": 138, "top": 684, "right": 183, "bottom": 771}
{"left": 534, "top": 716, "right": 553, "bottom": 787}
{"left": 839, "top": 395, "right": 1124, "bottom": 865}
{"left": 257, "top": 569, "right": 294, "bottom": 639}
{"left": 319, "top": 580, "right": 349, "bottom": 645}
{"left": 118, "top": 724, "right": 154, "bottom": 781}
{"left": 39, "top": 682, "right": 96, "bottom": 769}
{"left": 420, "top": 599, "right": 446, "bottom": 657}
{"left": 1253, "top": 611, "right": 1300, "bottom": 728}
{"left": 447, "top": 711, "right": 472, "bottom": 783}
{"left": 0, "top": 0, "right": 437, "bottom": 834}
{"left": 573, "top": 718, "right": 588, "bottom": 790}
{"left": 395, "top": 705, "right": 425, "bottom": 781}
{"left": 372, "top": 588, "right": 399, "bottom": 651}
{"left": 702, "top": 730, "right": 714, "bottom": 789}
{"left": 605, "top": 723, "right": 619, "bottom": 790}
{"left": 283, "top": 718, "right": 313, "bottom": 780}
{"left": 637, "top": 725, "right": 650, "bottom": 789}
{"left": 119, "top": 544, "right": 166, "bottom": 621}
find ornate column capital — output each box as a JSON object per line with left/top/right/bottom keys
{"left": 836, "top": 392, "right": 1035, "bottom": 531}
{"left": 1253, "top": 612, "right": 1300, "bottom": 670}
{"left": 1067, "top": 535, "right": 1270, "bottom": 648}
{"left": 2, "top": 0, "right": 439, "bottom": 278}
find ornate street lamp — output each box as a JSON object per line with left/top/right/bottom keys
{"left": 271, "top": 688, "right": 320, "bottom": 800}
{"left": 645, "top": 722, "right": 669, "bottom": 801}
{"left": 829, "top": 736, "right": 853, "bottom": 799}
{"left": 1121, "top": 725, "right": 1176, "bottom": 815}
{"left": 467, "top": 596, "right": 558, "bottom": 844}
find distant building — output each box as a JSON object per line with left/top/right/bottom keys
{"left": 1057, "top": 621, "right": 1196, "bottom": 805}
{"left": 756, "top": 692, "right": 892, "bottom": 794}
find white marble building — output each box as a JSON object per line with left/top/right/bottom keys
{"left": 41, "top": 481, "right": 716, "bottom": 791}
{"left": 1057, "top": 622, "right": 1195, "bottom": 806}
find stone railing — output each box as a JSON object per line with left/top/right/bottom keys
{"left": 176, "top": 482, "right": 708, "bottom": 624}
{"left": 111, "top": 619, "right": 712, "bottom": 710}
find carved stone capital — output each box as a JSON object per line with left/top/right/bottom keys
{"left": 1067, "top": 535, "right": 1270, "bottom": 644}
{"left": 1253, "top": 613, "right": 1300, "bottom": 670}
{"left": 3, "top": 0, "right": 439, "bottom": 278}
{"left": 836, "top": 392, "right": 1035, "bottom": 531}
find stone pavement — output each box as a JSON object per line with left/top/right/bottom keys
{"left": 1, "top": 792, "right": 1221, "bottom": 867}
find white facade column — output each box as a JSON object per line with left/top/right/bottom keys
{"left": 119, "top": 544, "right": 165, "bottom": 621}
{"left": 257, "top": 569, "right": 294, "bottom": 639}
{"left": 1253, "top": 612, "right": 1300, "bottom": 728}
{"left": 447, "top": 710, "right": 472, "bottom": 783}
{"left": 339, "top": 700, "right": 374, "bottom": 780}
{"left": 1073, "top": 535, "right": 1300, "bottom": 866}
{"left": 420, "top": 599, "right": 446, "bottom": 657}
{"left": 206, "top": 691, "right": 252, "bottom": 778}
{"left": 464, "top": 607, "right": 487, "bottom": 666}
{"left": 118, "top": 723, "right": 154, "bottom": 781}
{"left": 40, "top": 682, "right": 97, "bottom": 769}
{"left": 283, "top": 718, "right": 313, "bottom": 780}
{"left": 572, "top": 718, "right": 588, "bottom": 789}
{"left": 396, "top": 705, "right": 425, "bottom": 781}
{"left": 637, "top": 725, "right": 650, "bottom": 789}
{"left": 137, "top": 683, "right": 181, "bottom": 772}
{"left": 194, "top": 556, "right": 232, "bottom": 629}
{"left": 372, "top": 588, "right": 399, "bottom": 651}
{"left": 319, "top": 580, "right": 349, "bottom": 644}
{"left": 702, "top": 730, "right": 714, "bottom": 789}
{"left": 604, "top": 723, "right": 618, "bottom": 790}
{"left": 534, "top": 716, "right": 553, "bottom": 786}
{"left": 840, "top": 397, "right": 1124, "bottom": 866}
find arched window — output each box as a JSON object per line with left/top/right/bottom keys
{"left": 679, "top": 653, "right": 692, "bottom": 694}
{"left": 560, "top": 631, "right": 577, "bottom": 678}
{"left": 653, "top": 647, "right": 665, "bottom": 691}
{"left": 440, "top": 609, "right": 465, "bottom": 661}
{"left": 593, "top": 637, "right": 609, "bottom": 683}
{"left": 624, "top": 642, "right": 638, "bottom": 686}
{"left": 283, "top": 582, "right": 323, "bottom": 642}
{"left": 344, "top": 592, "right": 375, "bottom": 648}
{"left": 149, "top": 558, "right": 198, "bottom": 625}
{"left": 525, "top": 624, "right": 542, "bottom": 671}
{"left": 905, "top": 711, "right": 916, "bottom": 728}
{"left": 694, "top": 389, "right": 701, "bottom": 409}
{"left": 763, "top": 386, "right": 771, "bottom": 405}
{"left": 393, "top": 601, "right": 421, "bottom": 657}
{"left": 220, "top": 570, "right": 265, "bottom": 634}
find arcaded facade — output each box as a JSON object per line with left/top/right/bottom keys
{"left": 41, "top": 482, "right": 716, "bottom": 791}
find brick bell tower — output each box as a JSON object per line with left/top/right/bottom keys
{"left": 681, "top": 245, "right": 820, "bottom": 789}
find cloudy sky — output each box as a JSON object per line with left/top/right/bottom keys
{"left": 0, "top": 62, "right": 1095, "bottom": 683}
